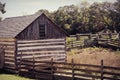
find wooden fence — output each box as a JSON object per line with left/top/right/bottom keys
{"left": 66, "top": 40, "right": 84, "bottom": 49}
{"left": 17, "top": 38, "right": 66, "bottom": 63}
{"left": 0, "top": 38, "right": 16, "bottom": 72}
{"left": 98, "top": 39, "right": 120, "bottom": 48}
{"left": 18, "top": 58, "right": 120, "bottom": 80}
{"left": 67, "top": 33, "right": 120, "bottom": 49}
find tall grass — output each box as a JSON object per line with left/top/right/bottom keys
{"left": 0, "top": 74, "right": 31, "bottom": 80}
{"left": 67, "top": 47, "right": 120, "bottom": 67}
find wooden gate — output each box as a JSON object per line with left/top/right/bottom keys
{"left": 0, "top": 48, "right": 4, "bottom": 69}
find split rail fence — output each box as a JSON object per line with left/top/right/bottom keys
{"left": 18, "top": 58, "right": 120, "bottom": 80}
{"left": 67, "top": 33, "right": 120, "bottom": 49}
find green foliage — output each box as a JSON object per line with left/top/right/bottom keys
{"left": 36, "top": 0, "right": 120, "bottom": 35}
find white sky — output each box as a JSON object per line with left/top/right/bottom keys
{"left": 0, "top": 0, "right": 117, "bottom": 18}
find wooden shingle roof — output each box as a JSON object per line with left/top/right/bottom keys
{"left": 0, "top": 13, "right": 40, "bottom": 38}
{"left": 0, "top": 13, "right": 69, "bottom": 38}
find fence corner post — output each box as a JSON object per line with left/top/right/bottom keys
{"left": 101, "top": 59, "right": 104, "bottom": 80}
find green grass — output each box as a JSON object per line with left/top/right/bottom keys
{"left": 0, "top": 74, "right": 31, "bottom": 80}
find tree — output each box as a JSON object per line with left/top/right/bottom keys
{"left": 113, "top": 0, "right": 120, "bottom": 32}
{"left": 0, "top": 2, "right": 6, "bottom": 14}
{"left": 36, "top": 0, "right": 119, "bottom": 34}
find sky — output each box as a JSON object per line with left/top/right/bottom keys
{"left": 0, "top": 0, "right": 117, "bottom": 18}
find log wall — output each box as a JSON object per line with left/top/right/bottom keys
{"left": 17, "top": 38, "right": 66, "bottom": 62}
{"left": 0, "top": 38, "right": 16, "bottom": 72}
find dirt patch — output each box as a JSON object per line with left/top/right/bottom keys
{"left": 67, "top": 47, "right": 120, "bottom": 67}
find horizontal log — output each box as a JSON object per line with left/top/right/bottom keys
{"left": 18, "top": 42, "right": 65, "bottom": 47}
{"left": 34, "top": 63, "right": 52, "bottom": 68}
{"left": 103, "top": 71, "right": 120, "bottom": 76}
{"left": 4, "top": 58, "right": 15, "bottom": 62}
{"left": 18, "top": 57, "right": 65, "bottom": 62}
{"left": 17, "top": 38, "right": 65, "bottom": 44}
{"left": 17, "top": 47, "right": 65, "bottom": 52}
{"left": 74, "top": 68, "right": 101, "bottom": 73}
{"left": 55, "top": 66, "right": 101, "bottom": 74}
{"left": 5, "top": 61, "right": 15, "bottom": 65}
{"left": 4, "top": 66, "right": 16, "bottom": 70}
{"left": 4, "top": 63, "right": 16, "bottom": 67}
{"left": 5, "top": 56, "right": 14, "bottom": 59}
{"left": 3, "top": 47, "right": 15, "bottom": 51}
{"left": 104, "top": 66, "right": 120, "bottom": 70}
{"left": 103, "top": 77, "right": 120, "bottom": 80}
{"left": 4, "top": 45, "right": 15, "bottom": 49}
{"left": 54, "top": 70, "right": 72, "bottom": 75}
{"left": 0, "top": 38, "right": 15, "bottom": 42}
{"left": 17, "top": 50, "right": 65, "bottom": 55}
{"left": 5, "top": 50, "right": 15, "bottom": 53}
{"left": 75, "top": 73, "right": 101, "bottom": 79}
{"left": 5, "top": 57, "right": 15, "bottom": 60}
{"left": 18, "top": 45, "right": 65, "bottom": 51}
{"left": 74, "top": 63, "right": 101, "bottom": 68}
{"left": 0, "top": 42, "right": 15, "bottom": 45}
{"left": 103, "top": 76, "right": 120, "bottom": 80}
{"left": 17, "top": 53, "right": 66, "bottom": 58}
{"left": 5, "top": 54, "right": 14, "bottom": 57}
{"left": 52, "top": 62, "right": 101, "bottom": 68}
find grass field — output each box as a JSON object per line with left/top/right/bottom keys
{"left": 67, "top": 47, "right": 120, "bottom": 67}
{"left": 0, "top": 74, "right": 31, "bottom": 80}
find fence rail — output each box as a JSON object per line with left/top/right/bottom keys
{"left": 18, "top": 58, "right": 120, "bottom": 80}
{"left": 67, "top": 33, "right": 120, "bottom": 49}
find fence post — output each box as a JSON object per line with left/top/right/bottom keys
{"left": 88, "top": 34, "right": 91, "bottom": 40}
{"left": 99, "top": 34, "right": 102, "bottom": 38}
{"left": 15, "top": 39, "right": 18, "bottom": 74}
{"left": 76, "top": 34, "right": 80, "bottom": 41}
{"left": 118, "top": 32, "right": 120, "bottom": 48}
{"left": 19, "top": 52, "right": 22, "bottom": 75}
{"left": 51, "top": 58, "right": 54, "bottom": 80}
{"left": 101, "top": 60, "right": 104, "bottom": 80}
{"left": 33, "top": 55, "right": 35, "bottom": 78}
{"left": 108, "top": 33, "right": 112, "bottom": 39}
{"left": 71, "top": 40, "right": 74, "bottom": 49}
{"left": 72, "top": 58, "right": 74, "bottom": 80}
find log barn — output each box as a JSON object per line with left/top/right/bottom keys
{"left": 0, "top": 13, "right": 68, "bottom": 72}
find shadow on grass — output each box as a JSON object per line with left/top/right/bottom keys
{"left": 0, "top": 69, "right": 31, "bottom": 80}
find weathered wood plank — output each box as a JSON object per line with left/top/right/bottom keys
{"left": 17, "top": 48, "right": 65, "bottom": 52}
{"left": 17, "top": 53, "right": 66, "bottom": 57}
{"left": 5, "top": 51, "right": 15, "bottom": 54}
{"left": 18, "top": 45, "right": 65, "bottom": 51}
{"left": 0, "top": 42, "right": 15, "bottom": 45}
{"left": 17, "top": 38, "right": 65, "bottom": 43}
{"left": 4, "top": 61, "right": 15, "bottom": 65}
{"left": 18, "top": 42, "right": 65, "bottom": 47}
{"left": 0, "top": 38, "right": 15, "bottom": 42}
{"left": 17, "top": 50, "right": 65, "bottom": 54}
